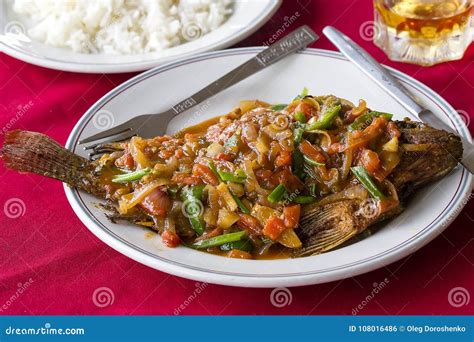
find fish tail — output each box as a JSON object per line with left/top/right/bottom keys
{"left": 1, "top": 130, "right": 102, "bottom": 194}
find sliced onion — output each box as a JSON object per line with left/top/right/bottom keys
{"left": 118, "top": 178, "right": 170, "bottom": 213}
{"left": 305, "top": 129, "right": 332, "bottom": 150}
{"left": 153, "top": 156, "right": 178, "bottom": 175}
{"left": 316, "top": 185, "right": 369, "bottom": 206}
{"left": 217, "top": 209, "right": 239, "bottom": 229}
{"left": 382, "top": 137, "right": 399, "bottom": 152}
{"left": 243, "top": 160, "right": 269, "bottom": 196}
{"left": 129, "top": 136, "right": 152, "bottom": 169}
{"left": 341, "top": 148, "right": 353, "bottom": 181}
{"left": 206, "top": 142, "right": 224, "bottom": 157}
{"left": 251, "top": 204, "right": 279, "bottom": 226}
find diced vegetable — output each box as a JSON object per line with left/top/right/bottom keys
{"left": 351, "top": 166, "right": 386, "bottom": 200}
{"left": 193, "top": 164, "right": 219, "bottom": 185}
{"left": 217, "top": 209, "right": 240, "bottom": 229}
{"left": 348, "top": 111, "right": 393, "bottom": 131}
{"left": 162, "top": 230, "right": 181, "bottom": 247}
{"left": 267, "top": 184, "right": 287, "bottom": 203}
{"left": 283, "top": 205, "right": 301, "bottom": 229}
{"left": 206, "top": 142, "right": 225, "bottom": 157}
{"left": 277, "top": 228, "right": 302, "bottom": 248}
{"left": 251, "top": 204, "right": 279, "bottom": 227}
{"left": 216, "top": 183, "right": 238, "bottom": 211}
{"left": 275, "top": 150, "right": 292, "bottom": 167}
{"left": 227, "top": 250, "right": 253, "bottom": 259}
{"left": 219, "top": 239, "right": 253, "bottom": 252}
{"left": 294, "top": 111, "right": 306, "bottom": 123}
{"left": 227, "top": 182, "right": 244, "bottom": 197}
{"left": 112, "top": 168, "right": 151, "bottom": 183}
{"left": 262, "top": 216, "right": 287, "bottom": 240}
{"left": 271, "top": 104, "right": 288, "bottom": 111}
{"left": 305, "top": 104, "right": 341, "bottom": 131}
{"left": 218, "top": 170, "right": 246, "bottom": 183}
{"left": 192, "top": 231, "right": 247, "bottom": 249}
{"left": 382, "top": 137, "right": 399, "bottom": 152}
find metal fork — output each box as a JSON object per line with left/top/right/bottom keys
{"left": 80, "top": 25, "right": 319, "bottom": 148}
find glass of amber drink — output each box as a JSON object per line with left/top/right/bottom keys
{"left": 373, "top": 0, "right": 473, "bottom": 66}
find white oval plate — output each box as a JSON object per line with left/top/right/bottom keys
{"left": 0, "top": 0, "right": 280, "bottom": 73}
{"left": 65, "top": 48, "right": 472, "bottom": 287}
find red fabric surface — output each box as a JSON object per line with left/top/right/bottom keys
{"left": 0, "top": 0, "right": 473, "bottom": 315}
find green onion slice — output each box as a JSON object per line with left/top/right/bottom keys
{"left": 192, "top": 231, "right": 247, "bottom": 249}
{"left": 112, "top": 168, "right": 151, "bottom": 183}
{"left": 351, "top": 166, "right": 386, "bottom": 200}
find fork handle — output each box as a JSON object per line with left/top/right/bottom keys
{"left": 171, "top": 25, "right": 319, "bottom": 115}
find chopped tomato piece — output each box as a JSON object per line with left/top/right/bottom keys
{"left": 139, "top": 188, "right": 171, "bottom": 218}
{"left": 299, "top": 139, "right": 326, "bottom": 163}
{"left": 236, "top": 213, "right": 263, "bottom": 236}
{"left": 256, "top": 169, "right": 273, "bottom": 181}
{"left": 283, "top": 205, "right": 301, "bottom": 229}
{"left": 114, "top": 153, "right": 134, "bottom": 169}
{"left": 227, "top": 250, "right": 252, "bottom": 259}
{"left": 162, "top": 230, "right": 180, "bottom": 247}
{"left": 216, "top": 153, "right": 233, "bottom": 161}
{"left": 327, "top": 142, "right": 346, "bottom": 155}
{"left": 275, "top": 150, "right": 292, "bottom": 167}
{"left": 360, "top": 149, "right": 381, "bottom": 174}
{"left": 158, "top": 150, "right": 174, "bottom": 159}
{"left": 192, "top": 164, "right": 219, "bottom": 185}
{"left": 175, "top": 149, "right": 184, "bottom": 158}
{"left": 348, "top": 117, "right": 387, "bottom": 150}
{"left": 171, "top": 173, "right": 202, "bottom": 185}
{"left": 387, "top": 121, "right": 401, "bottom": 138}
{"left": 262, "top": 216, "right": 287, "bottom": 241}
{"left": 270, "top": 169, "right": 304, "bottom": 193}
{"left": 298, "top": 101, "right": 317, "bottom": 121}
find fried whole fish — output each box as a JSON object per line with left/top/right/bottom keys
{"left": 0, "top": 104, "right": 463, "bottom": 258}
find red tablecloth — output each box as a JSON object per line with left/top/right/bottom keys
{"left": 1, "top": 0, "right": 473, "bottom": 315}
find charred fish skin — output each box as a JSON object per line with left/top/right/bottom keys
{"left": 390, "top": 121, "right": 463, "bottom": 193}
{"left": 0, "top": 130, "right": 105, "bottom": 197}
{"left": 296, "top": 121, "right": 463, "bottom": 257}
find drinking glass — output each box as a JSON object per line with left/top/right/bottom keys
{"left": 373, "top": 0, "right": 473, "bottom": 66}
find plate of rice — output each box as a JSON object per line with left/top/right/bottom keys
{"left": 0, "top": 0, "right": 281, "bottom": 73}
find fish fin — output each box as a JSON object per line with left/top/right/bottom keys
{"left": 295, "top": 228, "right": 357, "bottom": 257}
{"left": 295, "top": 199, "right": 376, "bottom": 257}
{"left": 1, "top": 130, "right": 98, "bottom": 192}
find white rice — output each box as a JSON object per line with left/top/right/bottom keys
{"left": 13, "top": 0, "right": 233, "bottom": 54}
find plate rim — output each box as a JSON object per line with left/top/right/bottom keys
{"left": 64, "top": 47, "right": 473, "bottom": 287}
{"left": 0, "top": 0, "right": 281, "bottom": 73}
